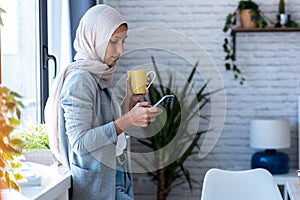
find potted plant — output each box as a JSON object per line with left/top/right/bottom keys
{"left": 0, "top": 86, "right": 24, "bottom": 191}
{"left": 0, "top": 7, "right": 25, "bottom": 193}
{"left": 223, "top": 0, "right": 267, "bottom": 84}
{"left": 278, "top": 0, "right": 288, "bottom": 27}
{"left": 276, "top": 0, "right": 298, "bottom": 28}
{"left": 13, "top": 123, "right": 55, "bottom": 166}
{"left": 136, "top": 56, "right": 218, "bottom": 200}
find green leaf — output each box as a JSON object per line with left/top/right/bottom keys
{"left": 13, "top": 173, "right": 23, "bottom": 181}
{"left": 10, "top": 161, "right": 22, "bottom": 169}
{"left": 0, "top": 8, "right": 6, "bottom": 13}
{"left": 0, "top": 7, "right": 6, "bottom": 26}
{"left": 9, "top": 138, "right": 23, "bottom": 147}
{"left": 233, "top": 17, "right": 237, "bottom": 25}
{"left": 231, "top": 54, "right": 236, "bottom": 61}
{"left": 223, "top": 45, "right": 229, "bottom": 53}
{"left": 9, "top": 117, "right": 21, "bottom": 126}
{"left": 225, "top": 63, "right": 231, "bottom": 70}
{"left": 4, "top": 171, "right": 11, "bottom": 188}
{"left": 179, "top": 62, "right": 198, "bottom": 103}
{"left": 10, "top": 180, "right": 20, "bottom": 191}
{"left": 0, "top": 157, "right": 6, "bottom": 168}
{"left": 151, "top": 56, "right": 165, "bottom": 95}
{"left": 10, "top": 91, "right": 22, "bottom": 98}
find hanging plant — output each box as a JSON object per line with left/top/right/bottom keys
{"left": 223, "top": 0, "right": 267, "bottom": 85}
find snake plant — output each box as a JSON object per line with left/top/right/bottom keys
{"left": 137, "top": 56, "right": 215, "bottom": 200}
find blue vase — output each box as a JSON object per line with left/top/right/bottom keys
{"left": 251, "top": 149, "right": 290, "bottom": 174}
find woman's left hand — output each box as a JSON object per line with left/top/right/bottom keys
{"left": 122, "top": 77, "right": 148, "bottom": 113}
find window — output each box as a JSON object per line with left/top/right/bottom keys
{"left": 1, "top": 0, "right": 70, "bottom": 124}
{"left": 1, "top": 0, "right": 40, "bottom": 123}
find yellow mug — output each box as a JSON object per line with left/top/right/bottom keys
{"left": 127, "top": 69, "right": 156, "bottom": 94}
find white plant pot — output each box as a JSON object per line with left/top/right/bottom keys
{"left": 22, "top": 149, "right": 56, "bottom": 166}
{"left": 280, "top": 13, "right": 288, "bottom": 27}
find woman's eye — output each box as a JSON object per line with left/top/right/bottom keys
{"left": 110, "top": 37, "right": 126, "bottom": 44}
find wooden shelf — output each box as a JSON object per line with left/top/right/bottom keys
{"left": 232, "top": 27, "right": 300, "bottom": 32}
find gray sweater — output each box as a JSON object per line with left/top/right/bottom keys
{"left": 59, "top": 69, "right": 119, "bottom": 200}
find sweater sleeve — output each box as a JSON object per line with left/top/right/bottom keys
{"left": 60, "top": 70, "right": 118, "bottom": 156}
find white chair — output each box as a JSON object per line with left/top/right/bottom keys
{"left": 201, "top": 168, "right": 283, "bottom": 200}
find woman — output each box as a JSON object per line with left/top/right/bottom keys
{"left": 45, "top": 4, "right": 161, "bottom": 200}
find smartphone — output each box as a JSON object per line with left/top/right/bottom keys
{"left": 153, "top": 95, "right": 174, "bottom": 107}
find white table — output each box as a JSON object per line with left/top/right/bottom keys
{"left": 273, "top": 170, "right": 299, "bottom": 200}
{"left": 286, "top": 180, "right": 300, "bottom": 200}
{"left": 1, "top": 163, "right": 71, "bottom": 200}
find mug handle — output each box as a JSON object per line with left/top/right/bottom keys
{"left": 146, "top": 71, "right": 156, "bottom": 89}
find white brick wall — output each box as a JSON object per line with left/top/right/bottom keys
{"left": 105, "top": 0, "right": 300, "bottom": 199}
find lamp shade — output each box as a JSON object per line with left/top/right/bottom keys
{"left": 250, "top": 119, "right": 290, "bottom": 149}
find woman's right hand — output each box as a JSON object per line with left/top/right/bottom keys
{"left": 115, "top": 102, "right": 162, "bottom": 134}
{"left": 128, "top": 102, "right": 161, "bottom": 127}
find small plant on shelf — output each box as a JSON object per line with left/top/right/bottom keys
{"left": 13, "top": 123, "right": 49, "bottom": 151}
{"left": 12, "top": 122, "right": 56, "bottom": 166}
{"left": 223, "top": 0, "right": 267, "bottom": 85}
{"left": 279, "top": 0, "right": 285, "bottom": 14}
{"left": 276, "top": 0, "right": 298, "bottom": 27}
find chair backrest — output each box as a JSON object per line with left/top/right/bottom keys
{"left": 201, "top": 168, "right": 283, "bottom": 200}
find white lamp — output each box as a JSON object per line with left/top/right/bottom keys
{"left": 250, "top": 119, "right": 290, "bottom": 174}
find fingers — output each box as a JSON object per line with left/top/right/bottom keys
{"left": 131, "top": 93, "right": 146, "bottom": 103}
{"left": 151, "top": 113, "right": 160, "bottom": 122}
{"left": 149, "top": 107, "right": 162, "bottom": 115}
{"left": 126, "top": 77, "right": 133, "bottom": 94}
{"left": 134, "top": 108, "right": 151, "bottom": 127}
{"left": 127, "top": 76, "right": 131, "bottom": 86}
{"left": 136, "top": 101, "right": 151, "bottom": 108}
{"left": 128, "top": 102, "right": 162, "bottom": 127}
{"left": 149, "top": 107, "right": 162, "bottom": 123}
{"left": 146, "top": 107, "right": 151, "bottom": 123}
{"left": 143, "top": 107, "right": 162, "bottom": 124}
{"left": 150, "top": 106, "right": 162, "bottom": 113}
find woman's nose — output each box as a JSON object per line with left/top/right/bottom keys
{"left": 116, "top": 42, "right": 124, "bottom": 54}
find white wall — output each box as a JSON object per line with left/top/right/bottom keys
{"left": 105, "top": 0, "right": 300, "bottom": 199}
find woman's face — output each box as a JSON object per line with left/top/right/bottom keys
{"left": 104, "top": 24, "right": 128, "bottom": 67}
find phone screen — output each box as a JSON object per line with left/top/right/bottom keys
{"left": 153, "top": 95, "right": 174, "bottom": 107}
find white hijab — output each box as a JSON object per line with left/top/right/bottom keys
{"left": 44, "top": 4, "right": 127, "bottom": 163}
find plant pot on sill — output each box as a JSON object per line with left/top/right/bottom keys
{"left": 240, "top": 9, "right": 258, "bottom": 28}
{"left": 22, "top": 149, "right": 56, "bottom": 166}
